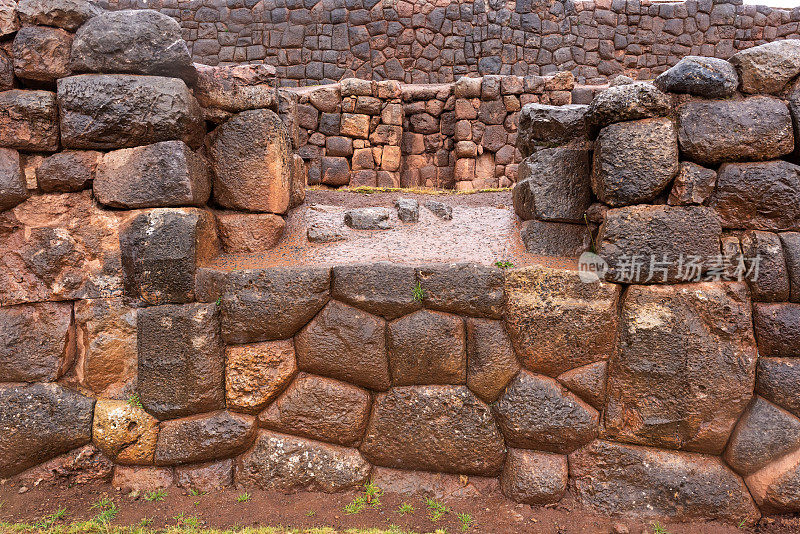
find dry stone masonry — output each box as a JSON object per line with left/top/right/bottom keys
{"left": 2, "top": 0, "right": 800, "bottom": 528}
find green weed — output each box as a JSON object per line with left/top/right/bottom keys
{"left": 143, "top": 489, "right": 167, "bottom": 502}
{"left": 412, "top": 282, "right": 424, "bottom": 302}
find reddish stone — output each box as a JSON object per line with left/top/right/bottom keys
{"left": 465, "top": 318, "right": 519, "bottom": 403}
{"left": 416, "top": 263, "right": 504, "bottom": 318}
{"left": 112, "top": 466, "right": 173, "bottom": 492}
{"left": 747, "top": 447, "right": 800, "bottom": 513}
{"left": 215, "top": 212, "right": 285, "bottom": 253}
{"left": 557, "top": 361, "right": 607, "bottom": 410}
{"left": 0, "top": 147, "right": 28, "bottom": 211}
{"left": 225, "top": 340, "right": 296, "bottom": 414}
{"left": 331, "top": 263, "right": 421, "bottom": 319}
{"left": 12, "top": 25, "right": 72, "bottom": 83}
{"left": 193, "top": 63, "right": 277, "bottom": 112}
{"left": 36, "top": 150, "right": 99, "bottom": 193}
{"left": 92, "top": 400, "right": 158, "bottom": 465}
{"left": 753, "top": 303, "right": 800, "bottom": 357}
{"left": 741, "top": 230, "right": 790, "bottom": 302}
{"left": 371, "top": 467, "right": 499, "bottom": 500}
{"left": 14, "top": 445, "right": 112, "bottom": 487}
{"left": 757, "top": 358, "right": 800, "bottom": 419}
{"left": 0, "top": 89, "right": 59, "bottom": 151}
{"left": 174, "top": 459, "right": 234, "bottom": 492}
{"left": 500, "top": 449, "right": 568, "bottom": 505}
{"left": 155, "top": 411, "right": 256, "bottom": 465}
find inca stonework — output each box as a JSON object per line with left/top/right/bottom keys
{"left": 2, "top": 0, "right": 800, "bottom": 528}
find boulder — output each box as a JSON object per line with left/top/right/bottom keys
{"left": 709, "top": 161, "right": 800, "bottom": 231}
{"left": 220, "top": 267, "right": 330, "bottom": 343}
{"left": 519, "top": 220, "right": 592, "bottom": 257}
{"left": 557, "top": 361, "right": 607, "bottom": 410}
{"left": 740, "top": 230, "right": 790, "bottom": 302}
{"left": 395, "top": 198, "right": 419, "bottom": 223}
{"left": 74, "top": 298, "right": 137, "bottom": 398}
{"left": 753, "top": 303, "right": 800, "bottom": 358}
{"left": 215, "top": 212, "right": 285, "bottom": 253}
{"left": 606, "top": 282, "right": 757, "bottom": 454}
{"left": 653, "top": 56, "right": 739, "bottom": 98}
{"left": 12, "top": 25, "right": 73, "bottom": 83}
{"left": 504, "top": 266, "right": 620, "bottom": 377}
{"left": 193, "top": 63, "right": 277, "bottom": 112}
{"left": 424, "top": 200, "right": 452, "bottom": 220}
{"left": 344, "top": 207, "right": 392, "bottom": 230}
{"left": 725, "top": 397, "right": 800, "bottom": 476}
{"left": 585, "top": 82, "right": 671, "bottom": 135}
{"left": 92, "top": 399, "right": 158, "bottom": 465}
{"left": 0, "top": 0, "right": 19, "bottom": 37}
{"left": 259, "top": 373, "right": 371, "bottom": 447}
{"left": 500, "top": 449, "right": 568, "bottom": 505}
{"left": 758, "top": 358, "right": 800, "bottom": 419}
{"left": 591, "top": 118, "right": 678, "bottom": 207}
{"left": 320, "top": 156, "right": 350, "bottom": 186}
{"left": 16, "top": 0, "right": 102, "bottom": 31}
{"left": 361, "top": 385, "right": 506, "bottom": 476}
{"left": 781, "top": 232, "right": 800, "bottom": 303}
{"left": 730, "top": 39, "right": 800, "bottom": 94}
{"left": 388, "top": 310, "right": 466, "bottom": 386}
{"left": 415, "top": 263, "right": 504, "bottom": 318}
{"left": 514, "top": 147, "right": 591, "bottom": 222}
{"left": 0, "top": 89, "right": 59, "bottom": 151}
{"left": 465, "top": 318, "right": 520, "bottom": 403}
{"left": 174, "top": 459, "right": 233, "bottom": 492}
{"left": 747, "top": 448, "right": 800, "bottom": 513}
{"left": 596, "top": 205, "right": 722, "bottom": 284}
{"left": 58, "top": 74, "right": 203, "bottom": 150}
{"left": 571, "top": 440, "right": 760, "bottom": 524}
{"left": 677, "top": 97, "right": 794, "bottom": 166}
{"left": 208, "top": 109, "right": 292, "bottom": 214}
{"left": 0, "top": 301, "right": 74, "bottom": 382}
{"left": 36, "top": 150, "right": 99, "bottom": 193}
{"left": 237, "top": 430, "right": 371, "bottom": 492}
{"left": 0, "top": 148, "right": 28, "bottom": 211}
{"left": 70, "top": 10, "right": 196, "bottom": 83}
{"left": 225, "top": 340, "right": 296, "bottom": 414}
{"left": 667, "top": 162, "right": 716, "bottom": 206}
{"left": 331, "top": 263, "right": 421, "bottom": 319}
{"left": 137, "top": 303, "right": 225, "bottom": 419}
{"left": 155, "top": 411, "right": 256, "bottom": 465}
{"left": 120, "top": 208, "right": 219, "bottom": 305}
{"left": 0, "top": 383, "right": 94, "bottom": 477}
{"left": 517, "top": 103, "right": 588, "bottom": 156}
{"left": 295, "top": 300, "right": 389, "bottom": 391}
{"left": 493, "top": 370, "right": 599, "bottom": 454}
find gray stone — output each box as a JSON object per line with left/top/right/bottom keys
{"left": 344, "top": 207, "right": 392, "bottom": 230}
{"left": 423, "top": 200, "right": 452, "bottom": 220}
{"left": 16, "top": 0, "right": 102, "bottom": 31}
{"left": 416, "top": 263, "right": 504, "bottom": 318}
{"left": 654, "top": 56, "right": 738, "bottom": 98}
{"left": 585, "top": 82, "right": 671, "bottom": 135}
{"left": 757, "top": 358, "right": 800, "bottom": 419}
{"left": 730, "top": 39, "right": 800, "bottom": 94}
{"left": 520, "top": 220, "right": 591, "bottom": 257}
{"left": 155, "top": 411, "right": 256, "bottom": 465}
{"left": 514, "top": 147, "right": 591, "bottom": 222}
{"left": 332, "top": 263, "right": 422, "bottom": 319}
{"left": 740, "top": 230, "right": 790, "bottom": 302}
{"left": 517, "top": 103, "right": 588, "bottom": 156}
{"left": 0, "top": 148, "right": 28, "bottom": 211}
{"left": 12, "top": 25, "right": 73, "bottom": 83}
{"left": 394, "top": 198, "right": 419, "bottom": 223}
{"left": 780, "top": 232, "right": 800, "bottom": 303}
{"left": 0, "top": 89, "right": 60, "bottom": 152}
{"left": 667, "top": 162, "right": 717, "bottom": 206}
{"left": 37, "top": 150, "right": 99, "bottom": 193}
{"left": 466, "top": 318, "right": 520, "bottom": 403}
{"left": 500, "top": 449, "right": 567, "bottom": 505}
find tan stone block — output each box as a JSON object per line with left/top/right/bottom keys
{"left": 381, "top": 145, "right": 401, "bottom": 171}
{"left": 93, "top": 399, "right": 158, "bottom": 465}
{"left": 340, "top": 113, "right": 370, "bottom": 139}
{"left": 225, "top": 340, "right": 297, "bottom": 414}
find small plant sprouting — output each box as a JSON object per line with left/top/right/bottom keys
{"left": 187, "top": 488, "right": 207, "bottom": 497}
{"left": 424, "top": 497, "right": 450, "bottom": 522}
{"left": 584, "top": 213, "right": 597, "bottom": 254}
{"left": 236, "top": 492, "right": 251, "bottom": 503}
{"left": 216, "top": 296, "right": 222, "bottom": 306}
{"left": 457, "top": 512, "right": 474, "bottom": 531}
{"left": 90, "top": 497, "right": 119, "bottom": 524}
{"left": 143, "top": 489, "right": 167, "bottom": 502}
{"left": 412, "top": 282, "right": 425, "bottom": 302}
{"left": 305, "top": 509, "right": 316, "bottom": 517}
{"left": 344, "top": 495, "right": 366, "bottom": 515}
{"left": 494, "top": 260, "right": 514, "bottom": 269}
{"left": 174, "top": 513, "right": 201, "bottom": 528}
{"left": 651, "top": 521, "right": 670, "bottom": 534}
{"left": 36, "top": 507, "right": 67, "bottom": 529}
{"left": 127, "top": 392, "right": 143, "bottom": 409}
{"left": 364, "top": 480, "right": 383, "bottom": 508}
{"left": 397, "top": 502, "right": 414, "bottom": 515}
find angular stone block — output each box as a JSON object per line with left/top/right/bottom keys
{"left": 36, "top": 150, "right": 99, "bottom": 193}
{"left": 331, "top": 263, "right": 421, "bottom": 319}
{"left": 557, "top": 361, "right": 607, "bottom": 410}
{"left": 12, "top": 25, "right": 72, "bottom": 83}
{"left": 516, "top": 103, "right": 587, "bottom": 156}
{"left": 654, "top": 56, "right": 738, "bottom": 98}
{"left": 465, "top": 318, "right": 519, "bottom": 403}
{"left": 0, "top": 147, "right": 28, "bottom": 211}
{"left": 174, "top": 459, "right": 234, "bottom": 492}
{"left": 514, "top": 147, "right": 591, "bottom": 222}
{"left": 780, "top": 232, "right": 800, "bottom": 303}
{"left": 757, "top": 358, "right": 800, "bottom": 419}
{"left": 16, "top": 0, "right": 102, "bottom": 31}
{"left": 92, "top": 399, "right": 158, "bottom": 465}
{"left": 500, "top": 449, "right": 567, "bottom": 505}
{"left": 667, "top": 161, "right": 716, "bottom": 206}
{"left": 225, "top": 340, "right": 296, "bottom": 414}
{"left": 215, "top": 212, "right": 285, "bottom": 253}
{"left": 416, "top": 263, "right": 504, "bottom": 319}
{"left": 194, "top": 63, "right": 277, "bottom": 112}
{"left": 730, "top": 39, "right": 800, "bottom": 94}
{"left": 0, "top": 89, "right": 59, "bottom": 151}
{"left": 155, "top": 411, "right": 255, "bottom": 465}
{"left": 740, "top": 230, "right": 790, "bottom": 302}
{"left": 585, "top": 82, "right": 671, "bottom": 134}
{"left": 753, "top": 303, "right": 800, "bottom": 358}
{"left": 519, "top": 220, "right": 592, "bottom": 257}
{"left": 0, "top": 0, "right": 19, "bottom": 37}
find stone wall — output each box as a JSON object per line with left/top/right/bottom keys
{"left": 105, "top": 0, "right": 800, "bottom": 86}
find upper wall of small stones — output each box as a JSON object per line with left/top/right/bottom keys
{"left": 106, "top": 0, "right": 800, "bottom": 86}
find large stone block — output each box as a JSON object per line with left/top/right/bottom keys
{"left": 215, "top": 212, "right": 285, "bottom": 253}
{"left": 95, "top": 141, "right": 211, "bottom": 209}
{"left": 0, "top": 0, "right": 19, "bottom": 37}
{"left": 667, "top": 161, "right": 716, "bottom": 206}
{"left": 753, "top": 303, "right": 800, "bottom": 358}
{"left": 0, "top": 301, "right": 74, "bottom": 382}
{"left": 120, "top": 208, "right": 218, "bottom": 306}
{"left": 596, "top": 205, "right": 722, "bottom": 284}
{"left": 605, "top": 282, "right": 757, "bottom": 454}
{"left": 259, "top": 373, "right": 371, "bottom": 447}
{"left": 388, "top": 310, "right": 466, "bottom": 386}
{"left": 493, "top": 370, "right": 598, "bottom": 454}
{"left": 0, "top": 383, "right": 94, "bottom": 477}
{"left": 0, "top": 89, "right": 59, "bottom": 151}
{"left": 0, "top": 148, "right": 28, "bottom": 211}
{"left": 92, "top": 399, "right": 158, "bottom": 465}
{"left": 12, "top": 25, "right": 73, "bottom": 83}
{"left": 709, "top": 161, "right": 800, "bottom": 231}
{"left": 740, "top": 230, "right": 790, "bottom": 302}
{"left": 220, "top": 267, "right": 330, "bottom": 343}
{"left": 415, "top": 263, "right": 504, "bottom": 318}
{"left": 331, "top": 263, "right": 421, "bottom": 319}
{"left": 677, "top": 97, "right": 794, "bottom": 166}
{"left": 585, "top": 82, "right": 671, "bottom": 134}
{"left": 208, "top": 109, "right": 292, "bottom": 214}
{"left": 295, "top": 300, "right": 389, "bottom": 391}
{"left": 730, "top": 39, "right": 800, "bottom": 94}
{"left": 361, "top": 385, "right": 506, "bottom": 476}
{"left": 36, "top": 150, "right": 99, "bottom": 193}
{"left": 194, "top": 63, "right": 277, "bottom": 112}
{"left": 780, "top": 232, "right": 800, "bottom": 303}
{"left": 758, "top": 358, "right": 800, "bottom": 419}
{"left": 519, "top": 220, "right": 592, "bottom": 257}
{"left": 514, "top": 147, "right": 591, "bottom": 222}
{"left": 504, "top": 266, "right": 620, "bottom": 377}
{"left": 137, "top": 303, "right": 225, "bottom": 420}
{"left": 58, "top": 74, "right": 204, "bottom": 150}
{"left": 16, "top": 0, "right": 102, "bottom": 31}
{"left": 155, "top": 411, "right": 256, "bottom": 465}
{"left": 516, "top": 103, "right": 588, "bottom": 156}
{"left": 174, "top": 459, "right": 233, "bottom": 492}
{"left": 466, "top": 318, "right": 520, "bottom": 403}
{"left": 237, "top": 430, "right": 371, "bottom": 492}
{"left": 654, "top": 56, "right": 738, "bottom": 98}
{"left": 225, "top": 340, "right": 296, "bottom": 414}
{"left": 571, "top": 440, "right": 760, "bottom": 524}
{"left": 15, "top": 443, "right": 112, "bottom": 487}
{"left": 747, "top": 448, "right": 800, "bottom": 513}
{"left": 70, "top": 10, "right": 196, "bottom": 83}
{"left": 500, "top": 449, "right": 567, "bottom": 505}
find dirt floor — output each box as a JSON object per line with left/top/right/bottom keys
{"left": 1, "top": 482, "right": 799, "bottom": 534}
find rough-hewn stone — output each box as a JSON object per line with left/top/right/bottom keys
{"left": 0, "top": 148, "right": 28, "bottom": 211}
{"left": 466, "top": 318, "right": 520, "bottom": 403}
{"left": 0, "top": 0, "right": 19, "bottom": 37}
{"left": 174, "top": 459, "right": 233, "bottom": 492}
{"left": 519, "top": 220, "right": 592, "bottom": 257}
{"left": 155, "top": 411, "right": 255, "bottom": 465}
{"left": 746, "top": 447, "right": 800, "bottom": 513}
{"left": 780, "top": 232, "right": 800, "bottom": 303}
{"left": 667, "top": 162, "right": 716, "bottom": 206}
{"left": 15, "top": 444, "right": 112, "bottom": 487}
{"left": 514, "top": 147, "right": 591, "bottom": 222}
{"left": 16, "top": 0, "right": 102, "bottom": 31}
{"left": 730, "top": 39, "right": 800, "bottom": 94}
{"left": 415, "top": 263, "right": 504, "bottom": 318}
{"left": 753, "top": 303, "right": 800, "bottom": 358}
{"left": 741, "top": 230, "right": 790, "bottom": 302}
{"left": 112, "top": 466, "right": 173, "bottom": 492}
{"left": 332, "top": 263, "right": 421, "bottom": 319}
{"left": 36, "top": 150, "right": 99, "bottom": 193}
{"left": 225, "top": 340, "right": 296, "bottom": 414}
{"left": 215, "top": 212, "right": 285, "bottom": 253}
{"left": 557, "top": 361, "right": 607, "bottom": 411}
{"left": 517, "top": 104, "right": 587, "bottom": 155}
{"left": 194, "top": 63, "right": 277, "bottom": 112}
{"left": 92, "top": 399, "right": 158, "bottom": 465}
{"left": 585, "top": 82, "right": 670, "bottom": 134}
{"left": 757, "top": 358, "right": 800, "bottom": 419}
{"left": 12, "top": 26, "right": 73, "bottom": 83}
{"left": 344, "top": 207, "right": 392, "bottom": 230}
{"left": 654, "top": 56, "right": 739, "bottom": 98}
{"left": 500, "top": 449, "right": 568, "bottom": 505}
{"left": 0, "top": 89, "right": 59, "bottom": 151}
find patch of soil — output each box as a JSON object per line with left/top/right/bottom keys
{"left": 1, "top": 482, "right": 799, "bottom": 534}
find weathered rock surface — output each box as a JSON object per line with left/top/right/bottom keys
{"left": 174, "top": 459, "right": 234, "bottom": 492}
{"left": 36, "top": 150, "right": 99, "bottom": 193}
{"left": 514, "top": 147, "right": 591, "bottom": 222}
{"left": 95, "top": 141, "right": 211, "bottom": 209}
{"left": 557, "top": 361, "right": 607, "bottom": 410}
{"left": 667, "top": 161, "right": 716, "bottom": 206}
{"left": 92, "top": 399, "right": 158, "bottom": 465}
{"left": 597, "top": 205, "right": 722, "bottom": 283}
{"left": 332, "top": 263, "right": 421, "bottom": 319}
{"left": 0, "top": 50, "right": 13, "bottom": 91}
{"left": 155, "top": 411, "right": 255, "bottom": 465}
{"left": 519, "top": 220, "right": 592, "bottom": 257}
{"left": 215, "top": 212, "right": 285, "bottom": 253}
{"left": 654, "top": 56, "right": 739, "bottom": 98}
{"left": 112, "top": 466, "right": 173, "bottom": 491}
{"left": 0, "top": 148, "right": 28, "bottom": 211}
{"left": 14, "top": 444, "right": 112, "bottom": 487}
{"left": 344, "top": 207, "right": 392, "bottom": 230}
{"left": 58, "top": 74, "right": 204, "bottom": 150}
{"left": 757, "top": 358, "right": 800, "bottom": 419}
{"left": 0, "top": 383, "right": 94, "bottom": 477}
{"left": 137, "top": 303, "right": 225, "bottom": 419}
{"left": 753, "top": 303, "right": 800, "bottom": 358}
{"left": 71, "top": 10, "right": 196, "bottom": 83}
{"left": 585, "top": 82, "right": 671, "bottom": 134}
{"left": 388, "top": 310, "right": 466, "bottom": 386}
{"left": 16, "top": 0, "right": 102, "bottom": 31}
{"left": 493, "top": 370, "right": 598, "bottom": 454}
{"left": 466, "top": 318, "right": 519, "bottom": 403}
{"left": 0, "top": 301, "right": 73, "bottom": 382}
{"left": 730, "top": 39, "right": 800, "bottom": 94}
{"left": 500, "top": 449, "right": 568, "bottom": 505}
{"left": 517, "top": 103, "right": 588, "bottom": 155}
{"left": 0, "top": 0, "right": 19, "bottom": 37}
{"left": 237, "top": 430, "right": 371, "bottom": 492}
{"left": 361, "top": 385, "right": 506, "bottom": 475}
{"left": 677, "top": 97, "right": 794, "bottom": 166}
{"left": 259, "top": 374, "right": 371, "bottom": 447}
{"left": 606, "top": 282, "right": 757, "bottom": 454}
{"left": 504, "top": 266, "right": 620, "bottom": 377}
{"left": 416, "top": 263, "right": 504, "bottom": 318}
{"left": 395, "top": 198, "right": 419, "bottom": 223}
{"left": 781, "top": 232, "right": 800, "bottom": 303}
{"left": 741, "top": 230, "right": 790, "bottom": 302}
{"left": 194, "top": 63, "right": 277, "bottom": 112}
{"left": 746, "top": 447, "right": 800, "bottom": 513}
{"left": 0, "top": 89, "right": 59, "bottom": 151}
{"left": 424, "top": 200, "right": 452, "bottom": 220}
{"left": 220, "top": 267, "right": 330, "bottom": 343}
{"left": 120, "top": 208, "right": 218, "bottom": 305}
{"left": 571, "top": 440, "right": 760, "bottom": 524}
{"left": 709, "top": 161, "right": 800, "bottom": 231}
{"left": 12, "top": 26, "right": 73, "bottom": 83}
{"left": 225, "top": 340, "right": 296, "bottom": 414}
{"left": 295, "top": 300, "right": 389, "bottom": 391}
{"left": 208, "top": 109, "right": 292, "bottom": 214}
{"left": 371, "top": 467, "right": 499, "bottom": 500}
